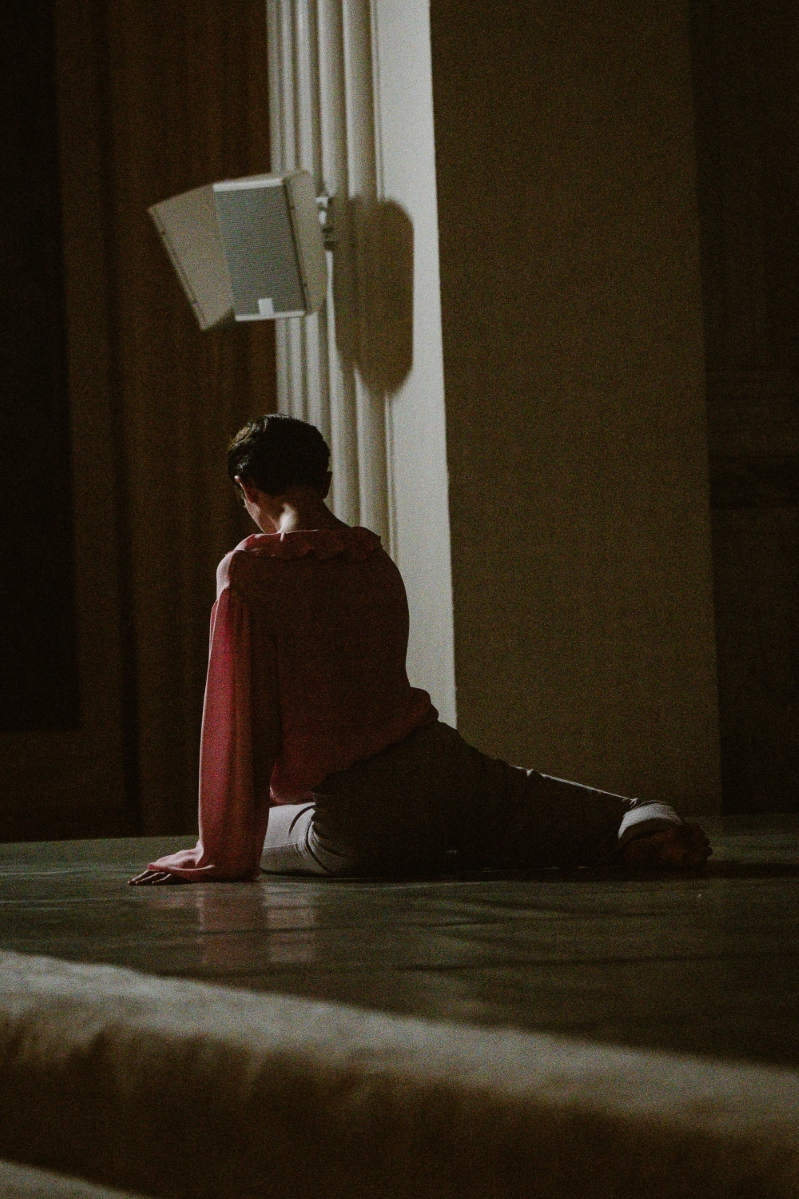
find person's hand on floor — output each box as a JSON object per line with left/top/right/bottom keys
{"left": 128, "top": 869, "right": 188, "bottom": 886}
{"left": 618, "top": 822, "right": 712, "bottom": 871}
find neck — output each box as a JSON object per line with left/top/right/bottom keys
{"left": 262, "top": 488, "right": 346, "bottom": 535}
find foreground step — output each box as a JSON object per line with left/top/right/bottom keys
{"left": 0, "top": 948, "right": 797, "bottom": 1199}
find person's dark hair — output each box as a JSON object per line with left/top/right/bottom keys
{"left": 227, "top": 414, "right": 331, "bottom": 496}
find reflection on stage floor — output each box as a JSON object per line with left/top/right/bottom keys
{"left": 1, "top": 814, "right": 797, "bottom": 1069}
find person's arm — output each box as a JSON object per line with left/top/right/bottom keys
{"left": 129, "top": 584, "right": 278, "bottom": 884}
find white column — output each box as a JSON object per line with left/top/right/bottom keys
{"left": 267, "top": 0, "right": 384, "bottom": 536}
{"left": 370, "top": 0, "right": 455, "bottom": 723}
{"left": 265, "top": 0, "right": 456, "bottom": 722}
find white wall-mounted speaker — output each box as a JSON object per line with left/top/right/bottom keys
{"left": 148, "top": 170, "right": 327, "bottom": 331}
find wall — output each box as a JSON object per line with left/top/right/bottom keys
{"left": 92, "top": 0, "right": 276, "bottom": 835}
{"left": 2, "top": 2, "right": 79, "bottom": 735}
{"left": 692, "top": 0, "right": 799, "bottom": 813}
{"left": 265, "top": 0, "right": 456, "bottom": 724}
{"left": 0, "top": 0, "right": 276, "bottom": 841}
{"left": 0, "top": 0, "right": 129, "bottom": 842}
{"left": 372, "top": 0, "right": 456, "bottom": 723}
{"left": 431, "top": 0, "right": 722, "bottom": 812}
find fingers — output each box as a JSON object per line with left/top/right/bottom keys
{"left": 127, "top": 870, "right": 156, "bottom": 885}
{"left": 128, "top": 870, "right": 186, "bottom": 886}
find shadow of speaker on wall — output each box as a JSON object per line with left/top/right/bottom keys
{"left": 148, "top": 174, "right": 414, "bottom": 399}
{"left": 333, "top": 197, "right": 414, "bottom": 397}
{"left": 148, "top": 171, "right": 327, "bottom": 329}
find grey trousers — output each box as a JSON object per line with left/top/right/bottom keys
{"left": 261, "top": 720, "right": 681, "bottom": 876}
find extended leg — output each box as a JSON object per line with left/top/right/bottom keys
{"left": 459, "top": 747, "right": 710, "bottom": 870}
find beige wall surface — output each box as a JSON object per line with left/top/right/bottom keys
{"left": 431, "top": 0, "right": 721, "bottom": 812}
{"left": 692, "top": 0, "right": 799, "bottom": 814}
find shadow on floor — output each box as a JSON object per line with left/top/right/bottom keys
{"left": 703, "top": 861, "right": 799, "bottom": 878}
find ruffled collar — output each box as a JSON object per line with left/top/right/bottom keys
{"left": 238, "top": 526, "right": 381, "bottom": 562}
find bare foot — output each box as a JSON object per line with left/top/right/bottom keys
{"left": 618, "top": 822, "right": 712, "bottom": 872}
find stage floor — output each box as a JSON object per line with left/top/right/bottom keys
{"left": 1, "top": 814, "right": 797, "bottom": 1069}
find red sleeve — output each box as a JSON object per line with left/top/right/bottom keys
{"left": 148, "top": 585, "right": 278, "bottom": 881}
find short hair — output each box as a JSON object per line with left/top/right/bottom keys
{"left": 227, "top": 414, "right": 331, "bottom": 495}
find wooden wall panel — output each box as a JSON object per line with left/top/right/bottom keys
{"left": 0, "top": 0, "right": 131, "bottom": 841}
{"left": 1, "top": 1, "right": 79, "bottom": 733}
{"left": 0, "top": 0, "right": 276, "bottom": 841}
{"left": 99, "top": 0, "right": 277, "bottom": 834}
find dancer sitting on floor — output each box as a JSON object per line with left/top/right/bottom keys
{"left": 130, "top": 414, "right": 710, "bottom": 885}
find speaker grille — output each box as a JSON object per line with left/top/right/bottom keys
{"left": 213, "top": 183, "right": 305, "bottom": 317}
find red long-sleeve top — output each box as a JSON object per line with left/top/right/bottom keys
{"left": 148, "top": 527, "right": 437, "bottom": 881}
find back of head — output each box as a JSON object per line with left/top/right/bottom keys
{"left": 227, "top": 414, "right": 330, "bottom": 496}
